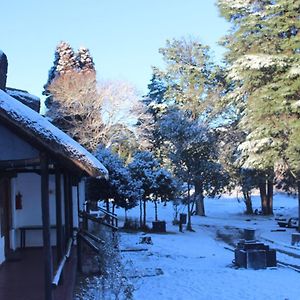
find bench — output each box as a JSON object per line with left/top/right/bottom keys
{"left": 19, "top": 225, "right": 57, "bottom": 248}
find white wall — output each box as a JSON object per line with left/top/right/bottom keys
{"left": 11, "top": 173, "right": 82, "bottom": 248}
{"left": 78, "top": 179, "right": 86, "bottom": 212}
{"left": 12, "top": 173, "right": 57, "bottom": 247}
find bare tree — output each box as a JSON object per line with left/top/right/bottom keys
{"left": 47, "top": 73, "right": 153, "bottom": 153}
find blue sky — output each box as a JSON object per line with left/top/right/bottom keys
{"left": 0, "top": 0, "right": 230, "bottom": 99}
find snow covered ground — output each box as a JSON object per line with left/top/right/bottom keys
{"left": 117, "top": 193, "right": 300, "bottom": 300}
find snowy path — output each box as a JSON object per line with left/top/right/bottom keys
{"left": 120, "top": 228, "right": 299, "bottom": 300}
{"left": 118, "top": 193, "right": 300, "bottom": 300}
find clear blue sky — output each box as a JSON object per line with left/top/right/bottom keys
{"left": 0, "top": 0, "right": 230, "bottom": 99}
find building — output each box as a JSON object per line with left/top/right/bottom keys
{"left": 0, "top": 51, "right": 108, "bottom": 300}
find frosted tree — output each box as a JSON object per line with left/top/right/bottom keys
{"left": 218, "top": 0, "right": 300, "bottom": 215}
{"left": 154, "top": 37, "right": 218, "bottom": 120}
{"left": 76, "top": 47, "right": 96, "bottom": 72}
{"left": 143, "top": 73, "right": 169, "bottom": 162}
{"left": 46, "top": 49, "right": 151, "bottom": 153}
{"left": 44, "top": 41, "right": 78, "bottom": 98}
{"left": 159, "top": 108, "right": 229, "bottom": 224}
{"left": 86, "top": 147, "right": 142, "bottom": 214}
{"left": 151, "top": 168, "right": 179, "bottom": 221}
{"left": 128, "top": 151, "right": 160, "bottom": 228}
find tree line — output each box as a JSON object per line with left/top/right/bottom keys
{"left": 43, "top": 0, "right": 300, "bottom": 231}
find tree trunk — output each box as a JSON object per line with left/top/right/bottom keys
{"left": 124, "top": 208, "right": 128, "bottom": 223}
{"left": 106, "top": 199, "right": 109, "bottom": 212}
{"left": 259, "top": 180, "right": 268, "bottom": 215}
{"left": 154, "top": 197, "right": 158, "bottom": 221}
{"left": 186, "top": 181, "right": 193, "bottom": 231}
{"left": 139, "top": 199, "right": 143, "bottom": 228}
{"left": 297, "top": 180, "right": 300, "bottom": 232}
{"left": 267, "top": 179, "right": 273, "bottom": 215}
{"left": 243, "top": 191, "right": 253, "bottom": 215}
{"left": 259, "top": 178, "right": 273, "bottom": 215}
{"left": 143, "top": 199, "right": 147, "bottom": 228}
{"left": 195, "top": 181, "right": 205, "bottom": 216}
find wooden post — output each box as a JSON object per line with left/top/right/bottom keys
{"left": 68, "top": 177, "right": 74, "bottom": 239}
{"left": 55, "top": 169, "right": 64, "bottom": 283}
{"left": 77, "top": 184, "right": 80, "bottom": 214}
{"left": 77, "top": 234, "right": 82, "bottom": 273}
{"left": 64, "top": 173, "right": 70, "bottom": 243}
{"left": 40, "top": 152, "right": 53, "bottom": 300}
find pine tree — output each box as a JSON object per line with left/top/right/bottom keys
{"left": 44, "top": 41, "right": 78, "bottom": 108}
{"left": 44, "top": 41, "right": 78, "bottom": 92}
{"left": 76, "top": 47, "right": 96, "bottom": 72}
{"left": 144, "top": 73, "right": 168, "bottom": 162}
{"left": 218, "top": 0, "right": 300, "bottom": 215}
{"left": 154, "top": 37, "right": 216, "bottom": 119}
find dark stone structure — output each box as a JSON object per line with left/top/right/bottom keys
{"left": 0, "top": 51, "right": 8, "bottom": 90}
{"left": 234, "top": 240, "right": 277, "bottom": 269}
{"left": 152, "top": 221, "right": 166, "bottom": 232}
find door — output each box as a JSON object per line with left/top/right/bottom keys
{"left": 0, "top": 177, "right": 11, "bottom": 257}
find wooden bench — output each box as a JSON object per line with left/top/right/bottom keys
{"left": 19, "top": 225, "right": 57, "bottom": 248}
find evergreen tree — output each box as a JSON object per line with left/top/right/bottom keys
{"left": 218, "top": 0, "right": 300, "bottom": 215}
{"left": 160, "top": 108, "right": 229, "bottom": 222}
{"left": 128, "top": 151, "right": 160, "bottom": 228}
{"left": 151, "top": 168, "right": 179, "bottom": 221}
{"left": 86, "top": 147, "right": 141, "bottom": 214}
{"left": 44, "top": 41, "right": 78, "bottom": 98}
{"left": 154, "top": 37, "right": 217, "bottom": 119}
{"left": 76, "top": 47, "right": 96, "bottom": 72}
{"left": 143, "top": 73, "right": 168, "bottom": 162}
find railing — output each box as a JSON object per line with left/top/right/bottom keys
{"left": 77, "top": 231, "right": 101, "bottom": 253}
{"left": 81, "top": 229, "right": 105, "bottom": 245}
{"left": 98, "top": 207, "right": 118, "bottom": 228}
{"left": 79, "top": 210, "right": 118, "bottom": 231}
{"left": 52, "top": 237, "right": 73, "bottom": 287}
{"left": 77, "top": 208, "right": 118, "bottom": 273}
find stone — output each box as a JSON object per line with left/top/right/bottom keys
{"left": 0, "top": 51, "right": 8, "bottom": 90}
{"left": 291, "top": 233, "right": 300, "bottom": 246}
{"left": 266, "top": 249, "right": 277, "bottom": 267}
{"left": 235, "top": 249, "right": 247, "bottom": 268}
{"left": 234, "top": 240, "right": 276, "bottom": 269}
{"left": 244, "top": 228, "right": 255, "bottom": 240}
{"left": 246, "top": 250, "right": 267, "bottom": 270}
{"left": 152, "top": 221, "right": 166, "bottom": 232}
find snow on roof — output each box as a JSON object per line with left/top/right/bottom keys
{"left": 6, "top": 88, "right": 40, "bottom": 112}
{"left": 0, "top": 89, "right": 108, "bottom": 178}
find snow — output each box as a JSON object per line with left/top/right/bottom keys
{"left": 0, "top": 89, "right": 108, "bottom": 178}
{"left": 6, "top": 88, "right": 40, "bottom": 112}
{"left": 116, "top": 193, "right": 300, "bottom": 300}
{"left": 6, "top": 88, "right": 40, "bottom": 104}
{"left": 228, "top": 54, "right": 288, "bottom": 81}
